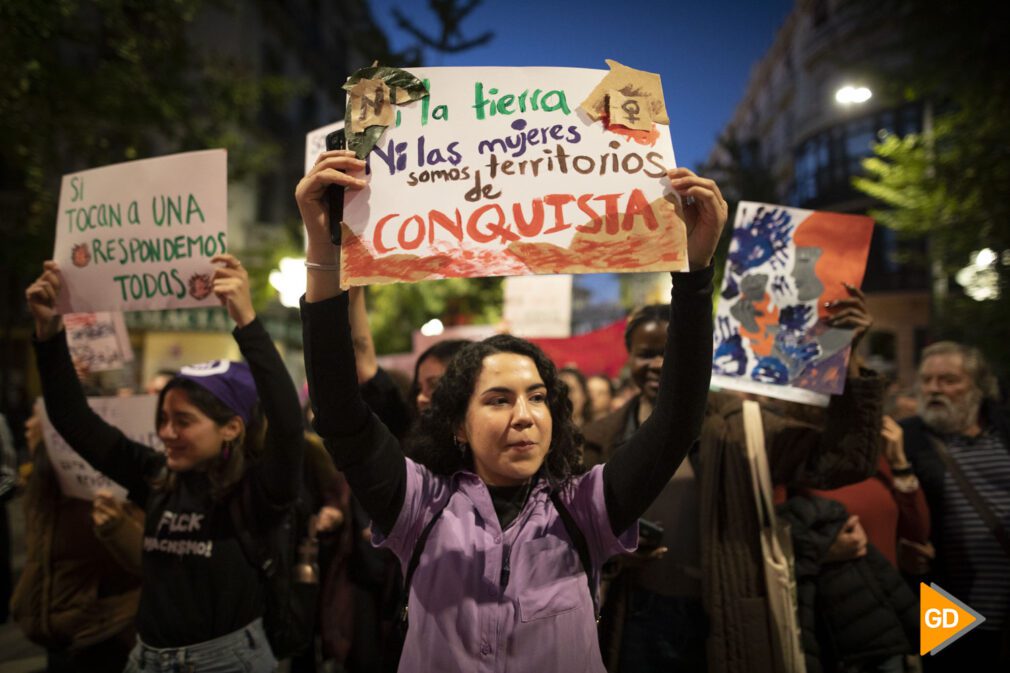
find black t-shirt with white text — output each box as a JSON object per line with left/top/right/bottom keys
{"left": 137, "top": 472, "right": 264, "bottom": 646}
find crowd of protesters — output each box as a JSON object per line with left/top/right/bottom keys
{"left": 0, "top": 155, "right": 1006, "bottom": 673}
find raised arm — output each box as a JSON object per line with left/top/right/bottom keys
{"left": 211, "top": 254, "right": 305, "bottom": 506}
{"left": 27, "top": 261, "right": 162, "bottom": 502}
{"left": 297, "top": 149, "right": 367, "bottom": 303}
{"left": 602, "top": 168, "right": 726, "bottom": 535}
{"left": 349, "top": 286, "right": 379, "bottom": 384}
{"left": 349, "top": 285, "right": 413, "bottom": 439}
{"left": 297, "top": 151, "right": 407, "bottom": 534}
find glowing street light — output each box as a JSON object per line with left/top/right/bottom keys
{"left": 955, "top": 248, "right": 1003, "bottom": 301}
{"left": 835, "top": 85, "right": 872, "bottom": 106}
{"left": 420, "top": 318, "right": 444, "bottom": 336}
{"left": 269, "top": 257, "right": 306, "bottom": 308}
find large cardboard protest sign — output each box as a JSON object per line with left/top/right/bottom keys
{"left": 64, "top": 311, "right": 133, "bottom": 373}
{"left": 39, "top": 395, "right": 162, "bottom": 501}
{"left": 340, "top": 65, "right": 686, "bottom": 287}
{"left": 711, "top": 202, "right": 874, "bottom": 406}
{"left": 54, "top": 150, "right": 227, "bottom": 313}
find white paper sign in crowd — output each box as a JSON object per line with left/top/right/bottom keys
{"left": 340, "top": 65, "right": 687, "bottom": 287}
{"left": 503, "top": 274, "right": 574, "bottom": 338}
{"left": 53, "top": 149, "right": 227, "bottom": 313}
{"left": 63, "top": 311, "right": 133, "bottom": 373}
{"left": 39, "top": 395, "right": 162, "bottom": 501}
{"left": 304, "top": 121, "right": 344, "bottom": 177}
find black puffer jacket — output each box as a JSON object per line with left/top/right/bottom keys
{"left": 778, "top": 495, "right": 918, "bottom": 673}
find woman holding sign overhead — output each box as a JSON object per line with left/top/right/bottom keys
{"left": 297, "top": 149, "right": 726, "bottom": 672}
{"left": 27, "top": 253, "right": 304, "bottom": 673}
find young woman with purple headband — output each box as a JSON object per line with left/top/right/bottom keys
{"left": 27, "top": 253, "right": 304, "bottom": 673}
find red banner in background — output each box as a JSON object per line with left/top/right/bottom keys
{"left": 530, "top": 318, "right": 628, "bottom": 378}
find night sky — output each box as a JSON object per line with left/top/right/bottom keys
{"left": 369, "top": 0, "right": 796, "bottom": 170}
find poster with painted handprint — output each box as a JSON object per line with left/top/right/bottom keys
{"left": 712, "top": 202, "right": 873, "bottom": 406}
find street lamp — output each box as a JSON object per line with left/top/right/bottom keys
{"left": 420, "top": 318, "right": 444, "bottom": 336}
{"left": 835, "top": 85, "right": 872, "bottom": 106}
{"left": 269, "top": 257, "right": 306, "bottom": 309}
{"left": 956, "top": 248, "right": 1002, "bottom": 301}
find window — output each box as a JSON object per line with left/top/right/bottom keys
{"left": 791, "top": 104, "right": 923, "bottom": 208}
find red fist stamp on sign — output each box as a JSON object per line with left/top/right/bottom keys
{"left": 71, "top": 243, "right": 91, "bottom": 268}
{"left": 188, "top": 273, "right": 212, "bottom": 300}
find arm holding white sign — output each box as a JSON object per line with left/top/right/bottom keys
{"left": 28, "top": 263, "right": 161, "bottom": 501}
{"left": 295, "top": 148, "right": 367, "bottom": 301}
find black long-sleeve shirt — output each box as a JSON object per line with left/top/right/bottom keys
{"left": 301, "top": 266, "right": 714, "bottom": 538}
{"left": 33, "top": 318, "right": 304, "bottom": 646}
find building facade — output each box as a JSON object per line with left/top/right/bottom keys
{"left": 710, "top": 0, "right": 932, "bottom": 387}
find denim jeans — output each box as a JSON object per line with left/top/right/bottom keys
{"left": 124, "top": 618, "right": 277, "bottom": 673}
{"left": 617, "top": 587, "right": 708, "bottom": 673}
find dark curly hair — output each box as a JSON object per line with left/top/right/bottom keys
{"left": 407, "top": 334, "right": 585, "bottom": 483}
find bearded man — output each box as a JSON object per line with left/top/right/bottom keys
{"left": 901, "top": 341, "right": 1010, "bottom": 668}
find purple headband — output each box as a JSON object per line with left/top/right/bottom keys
{"left": 177, "top": 360, "right": 257, "bottom": 425}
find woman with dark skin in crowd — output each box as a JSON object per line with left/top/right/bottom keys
{"left": 296, "top": 148, "right": 727, "bottom": 671}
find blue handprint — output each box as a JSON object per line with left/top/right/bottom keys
{"left": 713, "top": 334, "right": 748, "bottom": 376}
{"left": 779, "top": 304, "right": 814, "bottom": 331}
{"left": 727, "top": 206, "right": 794, "bottom": 275}
{"left": 752, "top": 356, "right": 788, "bottom": 384}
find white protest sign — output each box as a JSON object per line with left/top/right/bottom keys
{"left": 39, "top": 395, "right": 162, "bottom": 501}
{"left": 54, "top": 149, "right": 227, "bottom": 313}
{"left": 503, "top": 274, "right": 573, "bottom": 338}
{"left": 64, "top": 312, "right": 134, "bottom": 372}
{"left": 341, "top": 65, "right": 686, "bottom": 287}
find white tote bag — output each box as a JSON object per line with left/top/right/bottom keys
{"left": 742, "top": 400, "right": 807, "bottom": 673}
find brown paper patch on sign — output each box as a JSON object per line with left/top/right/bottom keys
{"left": 607, "top": 89, "right": 654, "bottom": 131}
{"left": 388, "top": 87, "right": 414, "bottom": 105}
{"left": 348, "top": 78, "right": 395, "bottom": 133}
{"left": 579, "top": 59, "right": 669, "bottom": 126}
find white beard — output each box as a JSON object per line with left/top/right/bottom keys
{"left": 918, "top": 388, "right": 982, "bottom": 435}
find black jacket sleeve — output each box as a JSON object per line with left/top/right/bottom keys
{"left": 32, "top": 331, "right": 163, "bottom": 506}
{"left": 235, "top": 319, "right": 305, "bottom": 508}
{"left": 602, "top": 266, "right": 714, "bottom": 536}
{"left": 301, "top": 293, "right": 406, "bottom": 535}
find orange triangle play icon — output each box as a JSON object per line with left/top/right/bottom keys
{"left": 920, "top": 582, "right": 986, "bottom": 656}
